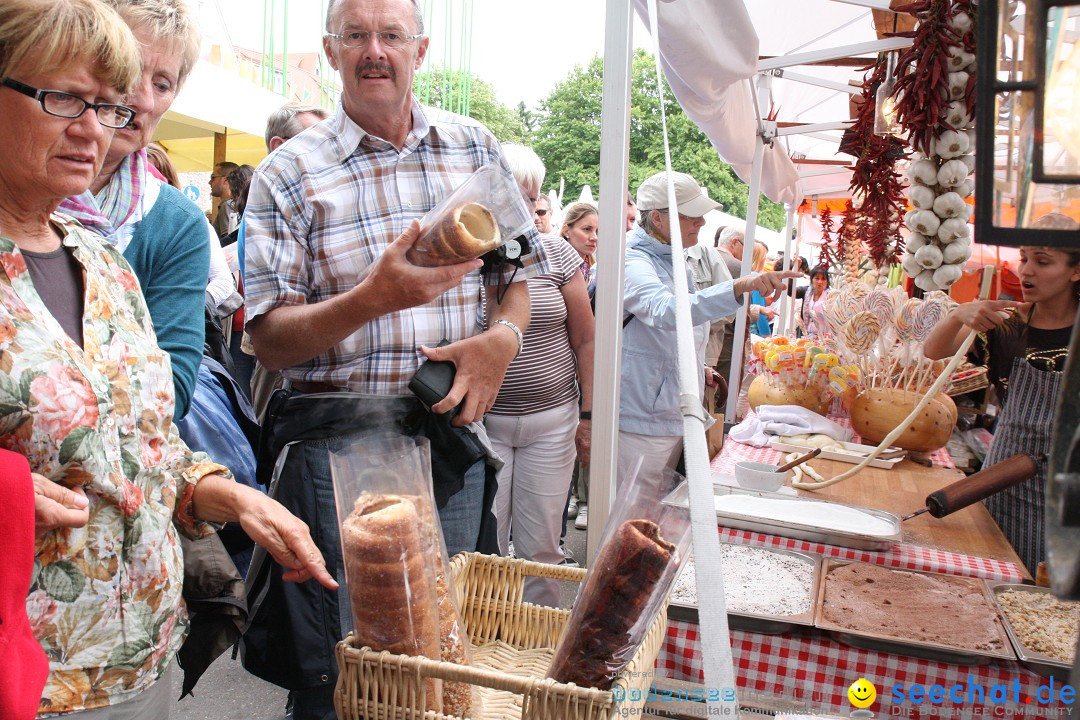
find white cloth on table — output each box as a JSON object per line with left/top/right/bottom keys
{"left": 728, "top": 405, "right": 853, "bottom": 447}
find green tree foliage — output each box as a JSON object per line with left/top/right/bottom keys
{"left": 414, "top": 66, "right": 528, "bottom": 144}
{"left": 532, "top": 50, "right": 786, "bottom": 230}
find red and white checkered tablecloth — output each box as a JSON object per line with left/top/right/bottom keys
{"left": 710, "top": 429, "right": 1024, "bottom": 583}
{"left": 656, "top": 622, "right": 1067, "bottom": 717}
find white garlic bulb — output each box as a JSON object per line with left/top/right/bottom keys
{"left": 906, "top": 232, "right": 929, "bottom": 251}
{"left": 958, "top": 203, "right": 974, "bottom": 222}
{"left": 908, "top": 159, "right": 940, "bottom": 186}
{"left": 914, "top": 269, "right": 940, "bottom": 291}
{"left": 937, "top": 217, "right": 971, "bottom": 244}
{"left": 958, "top": 154, "right": 976, "bottom": 174}
{"left": 933, "top": 192, "right": 967, "bottom": 219}
{"left": 951, "top": 11, "right": 973, "bottom": 33}
{"left": 946, "top": 48, "right": 976, "bottom": 72}
{"left": 908, "top": 210, "right": 942, "bottom": 236}
{"left": 909, "top": 184, "right": 937, "bottom": 209}
{"left": 943, "top": 101, "right": 971, "bottom": 130}
{"left": 933, "top": 263, "right": 964, "bottom": 287}
{"left": 948, "top": 71, "right": 970, "bottom": 100}
{"left": 915, "top": 243, "right": 944, "bottom": 269}
{"left": 943, "top": 239, "right": 973, "bottom": 264}
{"left": 901, "top": 252, "right": 923, "bottom": 277}
{"left": 955, "top": 178, "right": 974, "bottom": 198}
{"left": 937, "top": 159, "right": 970, "bottom": 188}
{"left": 935, "top": 130, "right": 970, "bottom": 159}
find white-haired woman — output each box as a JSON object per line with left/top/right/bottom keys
{"left": 485, "top": 145, "right": 595, "bottom": 604}
{"left": 58, "top": 0, "right": 237, "bottom": 420}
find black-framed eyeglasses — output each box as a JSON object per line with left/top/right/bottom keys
{"left": 326, "top": 29, "right": 422, "bottom": 49}
{"left": 534, "top": 208, "right": 549, "bottom": 217}
{"left": 1, "top": 77, "right": 135, "bottom": 129}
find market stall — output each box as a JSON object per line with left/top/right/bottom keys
{"left": 644, "top": 442, "right": 1074, "bottom": 718}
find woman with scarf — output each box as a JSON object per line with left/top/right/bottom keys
{"left": 58, "top": 0, "right": 223, "bottom": 420}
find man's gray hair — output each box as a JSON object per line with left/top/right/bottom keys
{"left": 501, "top": 143, "right": 546, "bottom": 195}
{"left": 639, "top": 208, "right": 663, "bottom": 236}
{"left": 265, "top": 101, "right": 330, "bottom": 151}
{"left": 325, "top": 0, "right": 424, "bottom": 35}
{"left": 716, "top": 226, "right": 745, "bottom": 249}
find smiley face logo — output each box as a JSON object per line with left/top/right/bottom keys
{"left": 848, "top": 678, "right": 877, "bottom": 708}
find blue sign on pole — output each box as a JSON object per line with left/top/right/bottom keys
{"left": 183, "top": 185, "right": 200, "bottom": 203}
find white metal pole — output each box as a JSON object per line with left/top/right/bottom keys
{"left": 587, "top": 0, "right": 634, "bottom": 564}
{"left": 775, "top": 203, "right": 795, "bottom": 336}
{"left": 724, "top": 78, "right": 770, "bottom": 422}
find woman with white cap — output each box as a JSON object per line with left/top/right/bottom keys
{"left": 619, "top": 171, "right": 799, "bottom": 486}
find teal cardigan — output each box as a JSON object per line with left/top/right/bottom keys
{"left": 122, "top": 184, "right": 209, "bottom": 418}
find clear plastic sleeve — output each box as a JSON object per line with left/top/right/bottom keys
{"left": 546, "top": 469, "right": 692, "bottom": 690}
{"left": 330, "top": 434, "right": 480, "bottom": 718}
{"left": 406, "top": 163, "right": 532, "bottom": 267}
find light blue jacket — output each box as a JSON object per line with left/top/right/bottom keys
{"left": 620, "top": 227, "right": 741, "bottom": 436}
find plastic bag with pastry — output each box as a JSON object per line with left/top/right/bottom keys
{"left": 330, "top": 434, "right": 481, "bottom": 719}
{"left": 546, "top": 469, "right": 692, "bottom": 691}
{"left": 407, "top": 164, "right": 534, "bottom": 268}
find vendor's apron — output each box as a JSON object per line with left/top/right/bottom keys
{"left": 983, "top": 356, "right": 1062, "bottom": 575}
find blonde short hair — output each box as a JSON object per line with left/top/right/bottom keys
{"left": 751, "top": 240, "right": 768, "bottom": 273}
{"left": 0, "top": 0, "right": 140, "bottom": 94}
{"left": 104, "top": 0, "right": 201, "bottom": 88}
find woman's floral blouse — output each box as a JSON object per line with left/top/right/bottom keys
{"left": 0, "top": 215, "right": 229, "bottom": 715}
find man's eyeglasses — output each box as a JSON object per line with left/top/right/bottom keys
{"left": 534, "top": 209, "right": 549, "bottom": 217}
{"left": 1, "top": 78, "right": 135, "bottom": 129}
{"left": 326, "top": 30, "right": 422, "bottom": 49}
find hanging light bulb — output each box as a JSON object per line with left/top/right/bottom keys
{"left": 874, "top": 52, "right": 901, "bottom": 136}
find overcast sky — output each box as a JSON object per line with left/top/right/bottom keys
{"left": 204, "top": 0, "right": 650, "bottom": 110}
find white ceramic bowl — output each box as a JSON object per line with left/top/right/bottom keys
{"left": 734, "top": 461, "right": 791, "bottom": 492}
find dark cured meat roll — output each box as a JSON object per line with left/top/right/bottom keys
{"left": 547, "top": 519, "right": 675, "bottom": 690}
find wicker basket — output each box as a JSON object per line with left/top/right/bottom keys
{"left": 946, "top": 365, "right": 989, "bottom": 397}
{"left": 334, "top": 552, "right": 668, "bottom": 720}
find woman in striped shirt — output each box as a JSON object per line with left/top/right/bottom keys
{"left": 485, "top": 147, "right": 595, "bottom": 605}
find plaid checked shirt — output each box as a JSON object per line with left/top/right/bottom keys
{"left": 244, "top": 100, "right": 546, "bottom": 394}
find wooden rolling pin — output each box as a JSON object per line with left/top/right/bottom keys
{"left": 902, "top": 454, "right": 1037, "bottom": 520}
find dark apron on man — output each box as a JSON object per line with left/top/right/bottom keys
{"left": 239, "top": 389, "right": 500, "bottom": 692}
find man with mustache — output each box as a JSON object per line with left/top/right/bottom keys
{"left": 241, "top": 0, "right": 546, "bottom": 717}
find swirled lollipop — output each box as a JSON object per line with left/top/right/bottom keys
{"left": 842, "top": 311, "right": 882, "bottom": 354}
{"left": 895, "top": 298, "right": 922, "bottom": 343}
{"left": 914, "top": 293, "right": 952, "bottom": 342}
{"left": 864, "top": 287, "right": 897, "bottom": 329}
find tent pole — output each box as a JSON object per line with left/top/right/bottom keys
{"left": 725, "top": 77, "right": 770, "bottom": 421}
{"left": 586, "top": 0, "right": 634, "bottom": 565}
{"left": 776, "top": 203, "right": 795, "bottom": 336}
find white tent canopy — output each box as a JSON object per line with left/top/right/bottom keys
{"left": 589, "top": 3, "right": 911, "bottom": 709}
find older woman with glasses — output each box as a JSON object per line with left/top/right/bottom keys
{"left": 925, "top": 216, "right": 1080, "bottom": 575}
{"left": 0, "top": 1, "right": 335, "bottom": 717}
{"left": 57, "top": 0, "right": 233, "bottom": 421}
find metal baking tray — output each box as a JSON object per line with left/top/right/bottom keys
{"left": 667, "top": 547, "right": 822, "bottom": 634}
{"left": 988, "top": 582, "right": 1077, "bottom": 677}
{"left": 814, "top": 560, "right": 1017, "bottom": 665}
{"left": 770, "top": 438, "right": 906, "bottom": 470}
{"left": 665, "top": 483, "right": 902, "bottom": 551}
